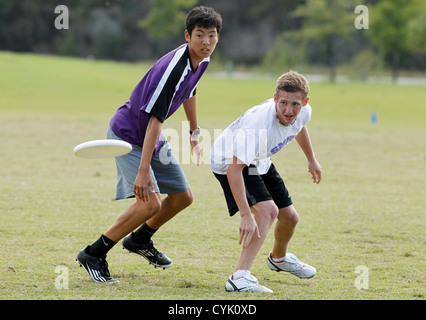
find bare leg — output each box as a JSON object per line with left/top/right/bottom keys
{"left": 145, "top": 189, "right": 193, "bottom": 229}
{"left": 271, "top": 205, "right": 299, "bottom": 259}
{"left": 104, "top": 193, "right": 162, "bottom": 242}
{"left": 236, "top": 200, "right": 278, "bottom": 271}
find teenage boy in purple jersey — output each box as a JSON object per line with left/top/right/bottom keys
{"left": 77, "top": 6, "right": 222, "bottom": 283}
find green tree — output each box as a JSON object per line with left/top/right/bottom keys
{"left": 140, "top": 0, "right": 197, "bottom": 38}
{"left": 290, "top": 0, "right": 359, "bottom": 82}
{"left": 262, "top": 34, "right": 307, "bottom": 73}
{"left": 368, "top": 0, "right": 423, "bottom": 82}
{"left": 405, "top": 0, "right": 426, "bottom": 54}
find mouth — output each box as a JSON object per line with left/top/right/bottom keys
{"left": 201, "top": 48, "right": 210, "bottom": 54}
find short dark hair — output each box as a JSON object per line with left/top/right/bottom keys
{"left": 186, "top": 6, "right": 222, "bottom": 35}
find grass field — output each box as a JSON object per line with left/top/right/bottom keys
{"left": 0, "top": 51, "right": 424, "bottom": 301}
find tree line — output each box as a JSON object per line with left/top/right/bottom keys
{"left": 1, "top": 0, "right": 425, "bottom": 81}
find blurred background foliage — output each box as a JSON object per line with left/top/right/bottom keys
{"left": 0, "top": 0, "right": 425, "bottom": 81}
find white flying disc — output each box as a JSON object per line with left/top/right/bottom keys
{"left": 73, "top": 139, "right": 132, "bottom": 159}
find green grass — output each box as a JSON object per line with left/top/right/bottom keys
{"left": 0, "top": 51, "right": 425, "bottom": 300}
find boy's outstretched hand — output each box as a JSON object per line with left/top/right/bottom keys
{"left": 308, "top": 159, "right": 322, "bottom": 184}
{"left": 190, "top": 135, "right": 202, "bottom": 166}
{"left": 239, "top": 213, "right": 260, "bottom": 248}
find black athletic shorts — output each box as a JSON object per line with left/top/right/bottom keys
{"left": 213, "top": 163, "right": 293, "bottom": 216}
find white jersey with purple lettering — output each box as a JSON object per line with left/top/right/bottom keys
{"left": 210, "top": 98, "right": 311, "bottom": 175}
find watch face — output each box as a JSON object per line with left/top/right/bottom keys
{"left": 190, "top": 127, "right": 200, "bottom": 135}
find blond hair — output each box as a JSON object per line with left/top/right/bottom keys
{"left": 276, "top": 71, "right": 309, "bottom": 100}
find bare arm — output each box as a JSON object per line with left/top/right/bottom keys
{"left": 227, "top": 157, "right": 260, "bottom": 247}
{"left": 183, "top": 95, "right": 198, "bottom": 131}
{"left": 133, "top": 115, "right": 162, "bottom": 202}
{"left": 183, "top": 96, "right": 201, "bottom": 165}
{"left": 295, "top": 126, "right": 322, "bottom": 184}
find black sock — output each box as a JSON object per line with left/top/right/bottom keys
{"left": 87, "top": 234, "right": 117, "bottom": 257}
{"left": 133, "top": 223, "right": 157, "bottom": 244}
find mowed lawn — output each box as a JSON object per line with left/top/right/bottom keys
{"left": 0, "top": 52, "right": 424, "bottom": 300}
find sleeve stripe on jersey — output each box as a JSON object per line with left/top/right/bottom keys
{"left": 173, "top": 61, "right": 191, "bottom": 101}
{"left": 145, "top": 46, "right": 187, "bottom": 115}
{"left": 189, "top": 57, "right": 209, "bottom": 98}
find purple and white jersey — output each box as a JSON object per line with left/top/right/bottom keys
{"left": 110, "top": 44, "right": 209, "bottom": 150}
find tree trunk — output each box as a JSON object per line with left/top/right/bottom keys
{"left": 327, "top": 35, "right": 337, "bottom": 83}
{"left": 391, "top": 50, "right": 400, "bottom": 83}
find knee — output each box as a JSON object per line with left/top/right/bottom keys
{"left": 260, "top": 203, "right": 279, "bottom": 223}
{"left": 136, "top": 197, "right": 161, "bottom": 219}
{"left": 289, "top": 211, "right": 299, "bottom": 226}
{"left": 270, "top": 205, "right": 279, "bottom": 222}
{"left": 180, "top": 189, "right": 194, "bottom": 208}
{"left": 278, "top": 206, "right": 299, "bottom": 227}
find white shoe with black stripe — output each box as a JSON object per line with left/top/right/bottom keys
{"left": 267, "top": 252, "right": 316, "bottom": 278}
{"left": 76, "top": 246, "right": 119, "bottom": 284}
{"left": 225, "top": 272, "right": 273, "bottom": 293}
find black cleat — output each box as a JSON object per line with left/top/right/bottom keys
{"left": 122, "top": 233, "right": 173, "bottom": 269}
{"left": 76, "top": 246, "right": 119, "bottom": 283}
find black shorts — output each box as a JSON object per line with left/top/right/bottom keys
{"left": 213, "top": 163, "right": 293, "bottom": 216}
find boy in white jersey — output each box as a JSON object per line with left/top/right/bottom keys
{"left": 210, "top": 71, "right": 322, "bottom": 292}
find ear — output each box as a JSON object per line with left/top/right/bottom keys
{"left": 302, "top": 97, "right": 309, "bottom": 106}
{"left": 274, "top": 92, "right": 278, "bottom": 103}
{"left": 185, "top": 30, "right": 191, "bottom": 43}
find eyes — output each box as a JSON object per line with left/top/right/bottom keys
{"left": 191, "top": 28, "right": 218, "bottom": 41}
{"left": 280, "top": 101, "right": 300, "bottom": 107}
{"left": 196, "top": 34, "right": 217, "bottom": 39}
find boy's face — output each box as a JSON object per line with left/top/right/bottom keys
{"left": 185, "top": 26, "right": 219, "bottom": 63}
{"left": 274, "top": 89, "right": 309, "bottom": 126}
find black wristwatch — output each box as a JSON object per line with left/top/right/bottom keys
{"left": 189, "top": 126, "right": 200, "bottom": 135}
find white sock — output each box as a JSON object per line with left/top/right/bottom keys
{"left": 233, "top": 269, "right": 250, "bottom": 279}
{"left": 270, "top": 253, "right": 286, "bottom": 263}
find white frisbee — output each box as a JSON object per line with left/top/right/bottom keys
{"left": 73, "top": 139, "right": 132, "bottom": 159}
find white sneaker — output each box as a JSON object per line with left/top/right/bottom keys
{"left": 225, "top": 272, "right": 273, "bottom": 293}
{"left": 267, "top": 252, "right": 316, "bottom": 279}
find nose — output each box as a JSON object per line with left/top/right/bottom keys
{"left": 281, "top": 104, "right": 292, "bottom": 115}
{"left": 202, "top": 36, "right": 210, "bottom": 45}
